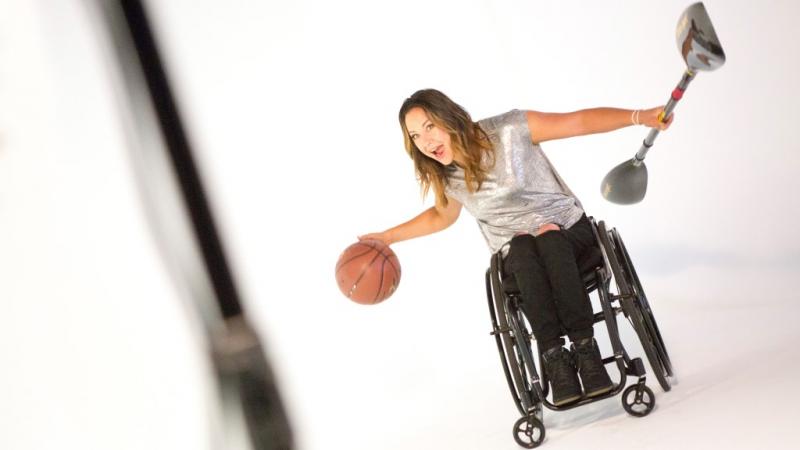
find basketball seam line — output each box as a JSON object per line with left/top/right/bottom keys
{"left": 335, "top": 247, "right": 374, "bottom": 274}
{"left": 358, "top": 240, "right": 400, "bottom": 273}
{"left": 349, "top": 249, "right": 384, "bottom": 299}
{"left": 373, "top": 255, "right": 387, "bottom": 304}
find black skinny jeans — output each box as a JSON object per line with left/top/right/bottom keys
{"left": 503, "top": 214, "right": 596, "bottom": 352}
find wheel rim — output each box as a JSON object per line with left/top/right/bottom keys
{"left": 513, "top": 416, "right": 545, "bottom": 448}
{"left": 609, "top": 228, "right": 672, "bottom": 391}
{"left": 615, "top": 230, "right": 673, "bottom": 377}
{"left": 622, "top": 385, "right": 655, "bottom": 417}
{"left": 489, "top": 255, "right": 536, "bottom": 414}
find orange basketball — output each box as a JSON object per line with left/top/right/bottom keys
{"left": 335, "top": 239, "right": 401, "bottom": 305}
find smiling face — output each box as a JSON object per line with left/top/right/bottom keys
{"left": 404, "top": 107, "right": 457, "bottom": 166}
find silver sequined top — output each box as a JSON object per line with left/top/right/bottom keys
{"left": 444, "top": 109, "right": 584, "bottom": 255}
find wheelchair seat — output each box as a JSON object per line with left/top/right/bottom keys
{"left": 501, "top": 245, "right": 605, "bottom": 295}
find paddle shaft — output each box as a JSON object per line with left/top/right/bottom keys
{"left": 634, "top": 70, "right": 696, "bottom": 161}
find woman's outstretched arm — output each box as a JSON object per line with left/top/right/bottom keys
{"left": 526, "top": 106, "right": 673, "bottom": 144}
{"left": 358, "top": 195, "right": 462, "bottom": 245}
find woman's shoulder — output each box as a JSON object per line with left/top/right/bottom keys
{"left": 478, "top": 109, "right": 526, "bottom": 133}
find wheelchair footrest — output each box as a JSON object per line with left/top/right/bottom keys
{"left": 626, "top": 357, "right": 647, "bottom": 378}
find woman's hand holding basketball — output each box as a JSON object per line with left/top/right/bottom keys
{"left": 358, "top": 231, "right": 392, "bottom": 246}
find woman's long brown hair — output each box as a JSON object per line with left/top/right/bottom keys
{"left": 399, "top": 89, "right": 495, "bottom": 207}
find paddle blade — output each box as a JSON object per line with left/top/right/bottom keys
{"left": 676, "top": 2, "right": 726, "bottom": 72}
{"left": 601, "top": 159, "right": 648, "bottom": 205}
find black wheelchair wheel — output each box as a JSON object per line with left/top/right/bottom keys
{"left": 621, "top": 384, "right": 655, "bottom": 417}
{"left": 487, "top": 264, "right": 539, "bottom": 415}
{"left": 597, "top": 222, "right": 671, "bottom": 392}
{"left": 612, "top": 229, "right": 674, "bottom": 378}
{"left": 513, "top": 415, "right": 545, "bottom": 448}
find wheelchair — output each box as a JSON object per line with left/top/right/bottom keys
{"left": 485, "top": 217, "right": 673, "bottom": 448}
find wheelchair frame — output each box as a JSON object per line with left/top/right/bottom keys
{"left": 485, "top": 217, "right": 673, "bottom": 448}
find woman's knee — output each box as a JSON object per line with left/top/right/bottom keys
{"left": 534, "top": 228, "right": 571, "bottom": 255}
{"left": 509, "top": 233, "right": 536, "bottom": 253}
{"left": 506, "top": 234, "right": 539, "bottom": 270}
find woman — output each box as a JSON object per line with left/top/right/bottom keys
{"left": 359, "top": 89, "right": 671, "bottom": 406}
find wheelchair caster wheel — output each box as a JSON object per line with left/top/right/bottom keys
{"left": 622, "top": 384, "right": 655, "bottom": 417}
{"left": 513, "top": 415, "right": 545, "bottom": 448}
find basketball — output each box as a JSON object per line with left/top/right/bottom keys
{"left": 335, "top": 239, "right": 401, "bottom": 305}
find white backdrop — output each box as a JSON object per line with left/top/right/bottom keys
{"left": 2, "top": 1, "right": 800, "bottom": 449}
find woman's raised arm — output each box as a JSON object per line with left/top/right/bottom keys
{"left": 526, "top": 106, "right": 673, "bottom": 144}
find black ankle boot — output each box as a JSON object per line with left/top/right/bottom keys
{"left": 542, "top": 346, "right": 582, "bottom": 406}
{"left": 571, "top": 338, "right": 614, "bottom": 397}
